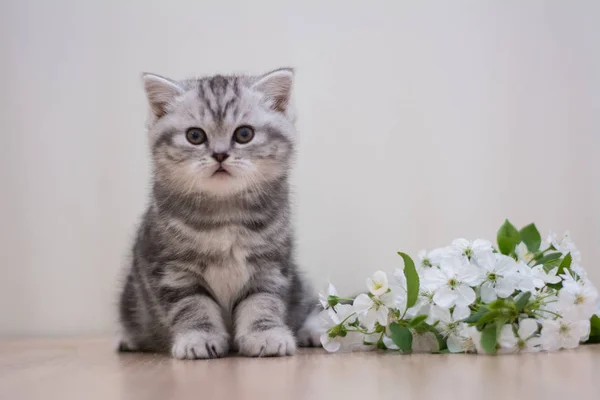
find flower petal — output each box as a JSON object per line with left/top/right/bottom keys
{"left": 498, "top": 324, "right": 517, "bottom": 351}
{"left": 352, "top": 294, "right": 373, "bottom": 313}
{"left": 517, "top": 319, "right": 539, "bottom": 339}
{"left": 359, "top": 309, "right": 378, "bottom": 330}
{"left": 376, "top": 306, "right": 389, "bottom": 326}
{"left": 447, "top": 334, "right": 464, "bottom": 353}
{"left": 480, "top": 283, "right": 497, "bottom": 304}
{"left": 433, "top": 286, "right": 458, "bottom": 308}
{"left": 321, "top": 334, "right": 341, "bottom": 352}
{"left": 494, "top": 277, "right": 516, "bottom": 298}
{"left": 452, "top": 238, "right": 470, "bottom": 250}
{"left": 327, "top": 283, "right": 338, "bottom": 296}
{"left": 429, "top": 305, "right": 452, "bottom": 324}
{"left": 454, "top": 284, "right": 476, "bottom": 307}
{"left": 460, "top": 266, "right": 485, "bottom": 286}
{"left": 382, "top": 335, "right": 399, "bottom": 350}
{"left": 452, "top": 305, "right": 471, "bottom": 321}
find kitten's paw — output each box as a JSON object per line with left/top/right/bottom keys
{"left": 297, "top": 313, "right": 325, "bottom": 347}
{"left": 171, "top": 330, "right": 230, "bottom": 360}
{"left": 115, "top": 335, "right": 139, "bottom": 352}
{"left": 236, "top": 327, "right": 296, "bottom": 357}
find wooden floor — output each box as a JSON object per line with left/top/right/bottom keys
{"left": 1, "top": 338, "right": 599, "bottom": 400}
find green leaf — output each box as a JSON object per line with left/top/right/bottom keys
{"left": 557, "top": 253, "right": 572, "bottom": 274}
{"left": 585, "top": 314, "right": 600, "bottom": 344}
{"left": 398, "top": 252, "right": 420, "bottom": 309}
{"left": 519, "top": 223, "right": 541, "bottom": 252}
{"left": 514, "top": 292, "right": 532, "bottom": 311}
{"left": 590, "top": 314, "right": 600, "bottom": 334}
{"left": 464, "top": 308, "right": 488, "bottom": 324}
{"left": 389, "top": 322, "right": 413, "bottom": 352}
{"left": 474, "top": 311, "right": 501, "bottom": 327}
{"left": 542, "top": 258, "right": 562, "bottom": 273}
{"left": 497, "top": 219, "right": 520, "bottom": 255}
{"left": 481, "top": 323, "right": 498, "bottom": 354}
{"left": 536, "top": 252, "right": 562, "bottom": 268}
{"left": 496, "top": 318, "right": 508, "bottom": 339}
{"left": 409, "top": 315, "right": 428, "bottom": 327}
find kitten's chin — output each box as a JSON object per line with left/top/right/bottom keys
{"left": 199, "top": 175, "right": 249, "bottom": 197}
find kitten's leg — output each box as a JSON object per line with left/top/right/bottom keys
{"left": 161, "top": 277, "right": 230, "bottom": 359}
{"left": 233, "top": 291, "right": 296, "bottom": 357}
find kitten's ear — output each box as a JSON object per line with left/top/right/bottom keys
{"left": 142, "top": 73, "right": 184, "bottom": 118}
{"left": 251, "top": 68, "right": 294, "bottom": 113}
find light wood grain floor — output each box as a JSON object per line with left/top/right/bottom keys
{"left": 1, "top": 338, "right": 599, "bottom": 400}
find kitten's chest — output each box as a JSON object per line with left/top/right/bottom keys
{"left": 197, "top": 228, "right": 253, "bottom": 309}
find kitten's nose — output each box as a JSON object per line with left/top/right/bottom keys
{"left": 212, "top": 153, "right": 229, "bottom": 163}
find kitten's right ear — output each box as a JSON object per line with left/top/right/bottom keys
{"left": 142, "top": 73, "right": 184, "bottom": 118}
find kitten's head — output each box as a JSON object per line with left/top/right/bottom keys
{"left": 143, "top": 68, "right": 296, "bottom": 197}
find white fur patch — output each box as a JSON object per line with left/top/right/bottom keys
{"left": 203, "top": 258, "right": 251, "bottom": 310}
{"left": 236, "top": 326, "right": 296, "bottom": 357}
{"left": 165, "top": 219, "right": 253, "bottom": 309}
{"left": 171, "top": 330, "right": 229, "bottom": 359}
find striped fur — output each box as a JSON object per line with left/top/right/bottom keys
{"left": 118, "top": 69, "right": 322, "bottom": 359}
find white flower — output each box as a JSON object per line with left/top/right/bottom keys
{"left": 392, "top": 268, "right": 407, "bottom": 292}
{"left": 418, "top": 247, "right": 452, "bottom": 269}
{"left": 557, "top": 278, "right": 599, "bottom": 320}
{"left": 366, "top": 271, "right": 389, "bottom": 296}
{"left": 540, "top": 318, "right": 590, "bottom": 351}
{"left": 353, "top": 293, "right": 391, "bottom": 329}
{"left": 451, "top": 238, "right": 494, "bottom": 265}
{"left": 423, "top": 258, "right": 483, "bottom": 308}
{"left": 478, "top": 254, "right": 519, "bottom": 303}
{"left": 319, "top": 304, "right": 356, "bottom": 328}
{"left": 498, "top": 319, "right": 541, "bottom": 353}
{"left": 531, "top": 265, "right": 561, "bottom": 286}
{"left": 515, "top": 242, "right": 534, "bottom": 263}
{"left": 571, "top": 264, "right": 588, "bottom": 279}
{"left": 319, "top": 304, "right": 358, "bottom": 352}
{"left": 545, "top": 231, "right": 582, "bottom": 265}
{"left": 532, "top": 290, "right": 560, "bottom": 317}
{"left": 321, "top": 331, "right": 373, "bottom": 353}
{"left": 430, "top": 305, "right": 470, "bottom": 342}
{"left": 515, "top": 262, "right": 538, "bottom": 292}
{"left": 318, "top": 283, "right": 338, "bottom": 309}
{"left": 405, "top": 290, "right": 435, "bottom": 321}
{"left": 447, "top": 324, "right": 482, "bottom": 353}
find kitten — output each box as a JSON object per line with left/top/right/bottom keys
{"left": 118, "top": 68, "right": 322, "bottom": 359}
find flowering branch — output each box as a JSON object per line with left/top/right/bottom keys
{"left": 319, "top": 220, "right": 600, "bottom": 354}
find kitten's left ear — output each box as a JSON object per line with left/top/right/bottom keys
{"left": 251, "top": 68, "right": 294, "bottom": 113}
{"left": 142, "top": 73, "right": 184, "bottom": 118}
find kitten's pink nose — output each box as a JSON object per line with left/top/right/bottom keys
{"left": 212, "top": 153, "right": 229, "bottom": 163}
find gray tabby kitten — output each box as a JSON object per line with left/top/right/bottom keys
{"left": 118, "top": 68, "right": 322, "bottom": 359}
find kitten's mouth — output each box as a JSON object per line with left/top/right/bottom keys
{"left": 213, "top": 166, "right": 230, "bottom": 176}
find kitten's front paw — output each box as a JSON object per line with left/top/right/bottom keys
{"left": 236, "top": 327, "right": 296, "bottom": 357}
{"left": 297, "top": 313, "right": 325, "bottom": 347}
{"left": 171, "top": 330, "right": 230, "bottom": 360}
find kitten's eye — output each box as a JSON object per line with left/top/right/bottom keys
{"left": 233, "top": 126, "right": 255, "bottom": 144}
{"left": 186, "top": 128, "right": 207, "bottom": 145}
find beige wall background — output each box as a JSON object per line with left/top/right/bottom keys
{"left": 1, "top": 0, "right": 599, "bottom": 336}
